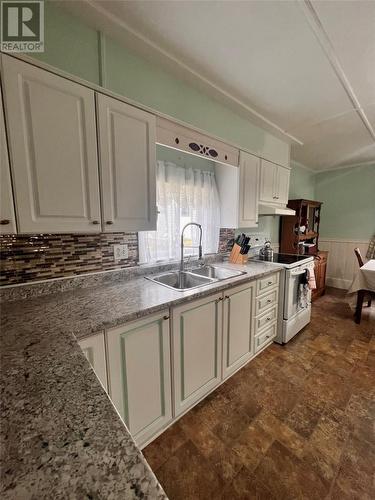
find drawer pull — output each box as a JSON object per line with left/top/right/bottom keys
{"left": 267, "top": 281, "right": 273, "bottom": 285}
{"left": 163, "top": 315, "right": 170, "bottom": 321}
{"left": 267, "top": 317, "right": 271, "bottom": 321}
{"left": 0, "top": 219, "right": 10, "bottom": 225}
{"left": 92, "top": 220, "right": 100, "bottom": 225}
{"left": 266, "top": 335, "right": 270, "bottom": 339}
{"left": 267, "top": 299, "right": 272, "bottom": 303}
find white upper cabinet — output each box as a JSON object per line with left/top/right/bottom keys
{"left": 0, "top": 86, "right": 16, "bottom": 234}
{"left": 259, "top": 160, "right": 277, "bottom": 204}
{"left": 238, "top": 151, "right": 259, "bottom": 227}
{"left": 97, "top": 94, "right": 157, "bottom": 232}
{"left": 259, "top": 159, "right": 290, "bottom": 206}
{"left": 276, "top": 165, "right": 290, "bottom": 205}
{"left": 1, "top": 55, "right": 101, "bottom": 233}
{"left": 215, "top": 151, "right": 259, "bottom": 229}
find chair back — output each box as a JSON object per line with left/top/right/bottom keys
{"left": 354, "top": 248, "right": 364, "bottom": 267}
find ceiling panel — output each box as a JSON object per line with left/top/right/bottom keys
{"left": 97, "top": 0, "right": 353, "bottom": 132}
{"left": 312, "top": 0, "right": 375, "bottom": 107}
{"left": 292, "top": 111, "right": 374, "bottom": 169}
{"left": 62, "top": 0, "right": 375, "bottom": 170}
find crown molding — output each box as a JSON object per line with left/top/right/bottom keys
{"left": 314, "top": 160, "right": 375, "bottom": 174}
{"left": 290, "top": 160, "right": 316, "bottom": 172}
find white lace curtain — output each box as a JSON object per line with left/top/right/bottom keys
{"left": 139, "top": 161, "right": 221, "bottom": 264}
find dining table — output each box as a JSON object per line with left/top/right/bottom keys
{"left": 348, "top": 259, "right": 375, "bottom": 324}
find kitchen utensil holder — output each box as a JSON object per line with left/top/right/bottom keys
{"left": 229, "top": 244, "right": 248, "bottom": 265}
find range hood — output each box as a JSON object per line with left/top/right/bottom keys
{"left": 258, "top": 204, "right": 296, "bottom": 216}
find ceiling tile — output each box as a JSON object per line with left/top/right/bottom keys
{"left": 312, "top": 0, "right": 375, "bottom": 106}
{"left": 292, "top": 111, "right": 374, "bottom": 170}
{"left": 97, "top": 0, "right": 354, "bottom": 132}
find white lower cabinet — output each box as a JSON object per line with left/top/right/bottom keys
{"left": 106, "top": 311, "right": 172, "bottom": 447}
{"left": 254, "top": 323, "right": 277, "bottom": 353}
{"left": 222, "top": 282, "right": 256, "bottom": 379}
{"left": 80, "top": 274, "right": 280, "bottom": 448}
{"left": 172, "top": 293, "right": 223, "bottom": 417}
{"left": 254, "top": 272, "right": 279, "bottom": 353}
{"left": 78, "top": 332, "right": 108, "bottom": 392}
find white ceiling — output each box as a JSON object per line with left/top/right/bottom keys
{"left": 61, "top": 0, "right": 375, "bottom": 171}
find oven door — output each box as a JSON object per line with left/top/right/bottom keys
{"left": 284, "top": 266, "right": 311, "bottom": 320}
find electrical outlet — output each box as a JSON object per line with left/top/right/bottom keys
{"left": 113, "top": 244, "right": 129, "bottom": 261}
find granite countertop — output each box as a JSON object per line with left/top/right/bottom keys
{"left": 0, "top": 261, "right": 281, "bottom": 499}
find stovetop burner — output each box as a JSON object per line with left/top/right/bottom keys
{"left": 255, "top": 253, "right": 313, "bottom": 265}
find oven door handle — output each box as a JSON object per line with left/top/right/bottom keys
{"left": 292, "top": 270, "right": 308, "bottom": 275}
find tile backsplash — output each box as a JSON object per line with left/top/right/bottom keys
{"left": 0, "top": 228, "right": 235, "bottom": 286}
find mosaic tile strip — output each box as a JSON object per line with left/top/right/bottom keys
{"left": 219, "top": 228, "right": 235, "bottom": 253}
{"left": 0, "top": 233, "right": 138, "bottom": 286}
{"left": 0, "top": 229, "right": 234, "bottom": 286}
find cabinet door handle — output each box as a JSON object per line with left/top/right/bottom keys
{"left": 225, "top": 295, "right": 230, "bottom": 300}
{"left": 163, "top": 315, "right": 170, "bottom": 321}
{"left": 215, "top": 297, "right": 224, "bottom": 304}
{"left": 0, "top": 219, "right": 10, "bottom": 225}
{"left": 106, "top": 220, "right": 114, "bottom": 225}
{"left": 92, "top": 220, "right": 100, "bottom": 225}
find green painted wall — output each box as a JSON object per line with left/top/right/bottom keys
{"left": 315, "top": 164, "right": 375, "bottom": 240}
{"left": 30, "top": 1, "right": 289, "bottom": 164}
{"left": 32, "top": 2, "right": 100, "bottom": 83}
{"left": 289, "top": 162, "right": 316, "bottom": 200}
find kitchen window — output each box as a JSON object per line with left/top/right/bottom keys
{"left": 139, "top": 161, "right": 220, "bottom": 264}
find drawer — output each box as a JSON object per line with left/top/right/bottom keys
{"left": 254, "top": 323, "right": 277, "bottom": 353}
{"left": 257, "top": 272, "right": 279, "bottom": 295}
{"left": 255, "top": 305, "right": 277, "bottom": 334}
{"left": 256, "top": 288, "right": 278, "bottom": 315}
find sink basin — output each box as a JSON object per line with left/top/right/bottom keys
{"left": 190, "top": 265, "right": 247, "bottom": 280}
{"left": 147, "top": 270, "right": 217, "bottom": 291}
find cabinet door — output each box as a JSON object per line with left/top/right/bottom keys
{"left": 238, "top": 151, "right": 259, "bottom": 228}
{"left": 222, "top": 282, "right": 255, "bottom": 379}
{"left": 97, "top": 94, "right": 157, "bottom": 232}
{"left": 259, "top": 160, "right": 277, "bottom": 203}
{"left": 78, "top": 332, "right": 108, "bottom": 392}
{"left": 0, "top": 86, "right": 16, "bottom": 234}
{"left": 106, "top": 312, "right": 172, "bottom": 447}
{"left": 1, "top": 55, "right": 101, "bottom": 233}
{"left": 172, "top": 293, "right": 223, "bottom": 416}
{"left": 276, "top": 166, "right": 290, "bottom": 205}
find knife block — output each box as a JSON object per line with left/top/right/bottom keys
{"left": 229, "top": 244, "right": 248, "bottom": 265}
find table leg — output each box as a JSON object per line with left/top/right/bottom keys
{"left": 354, "top": 290, "right": 365, "bottom": 324}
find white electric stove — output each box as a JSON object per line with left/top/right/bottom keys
{"left": 252, "top": 252, "right": 315, "bottom": 344}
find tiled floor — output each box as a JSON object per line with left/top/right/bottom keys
{"left": 143, "top": 288, "right": 375, "bottom": 499}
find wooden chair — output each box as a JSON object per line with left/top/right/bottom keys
{"left": 354, "top": 248, "right": 373, "bottom": 323}
{"left": 354, "top": 247, "right": 364, "bottom": 267}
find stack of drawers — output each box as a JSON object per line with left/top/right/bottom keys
{"left": 254, "top": 272, "right": 279, "bottom": 353}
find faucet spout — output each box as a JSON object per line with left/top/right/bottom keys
{"left": 180, "top": 222, "right": 203, "bottom": 272}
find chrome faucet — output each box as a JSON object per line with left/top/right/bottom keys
{"left": 180, "top": 222, "right": 203, "bottom": 272}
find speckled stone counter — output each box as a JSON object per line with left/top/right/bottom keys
{"left": 0, "top": 261, "right": 281, "bottom": 498}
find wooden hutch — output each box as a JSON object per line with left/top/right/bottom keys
{"left": 280, "top": 199, "right": 328, "bottom": 300}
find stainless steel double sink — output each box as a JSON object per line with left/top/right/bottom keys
{"left": 147, "top": 265, "right": 246, "bottom": 291}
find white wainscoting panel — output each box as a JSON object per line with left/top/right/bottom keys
{"left": 319, "top": 239, "right": 369, "bottom": 290}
